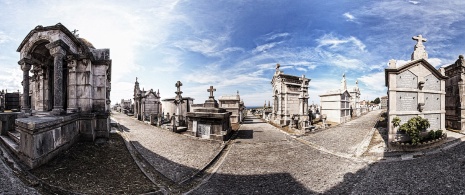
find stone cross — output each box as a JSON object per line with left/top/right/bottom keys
{"left": 299, "top": 75, "right": 309, "bottom": 88}
{"left": 208, "top": 86, "right": 216, "bottom": 97}
{"left": 175, "top": 81, "right": 182, "bottom": 93}
{"left": 412, "top": 34, "right": 427, "bottom": 46}
{"left": 72, "top": 29, "right": 79, "bottom": 37}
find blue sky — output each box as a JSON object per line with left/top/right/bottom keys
{"left": 1, "top": 0, "right": 465, "bottom": 107}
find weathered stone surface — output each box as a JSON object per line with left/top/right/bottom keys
{"left": 385, "top": 36, "right": 447, "bottom": 147}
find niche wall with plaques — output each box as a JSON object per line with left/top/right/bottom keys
{"left": 385, "top": 58, "right": 447, "bottom": 146}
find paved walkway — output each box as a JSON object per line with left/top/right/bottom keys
{"left": 192, "top": 115, "right": 369, "bottom": 194}
{"left": 86, "top": 112, "right": 465, "bottom": 194}
{"left": 111, "top": 112, "right": 223, "bottom": 183}
{"left": 301, "top": 110, "right": 383, "bottom": 155}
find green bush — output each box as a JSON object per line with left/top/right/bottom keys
{"left": 428, "top": 130, "right": 437, "bottom": 139}
{"left": 435, "top": 130, "right": 443, "bottom": 138}
{"left": 392, "top": 116, "right": 430, "bottom": 145}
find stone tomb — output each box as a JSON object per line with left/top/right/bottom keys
{"left": 133, "top": 78, "right": 162, "bottom": 121}
{"left": 319, "top": 74, "right": 352, "bottom": 124}
{"left": 385, "top": 35, "right": 446, "bottom": 146}
{"left": 218, "top": 91, "right": 246, "bottom": 124}
{"left": 0, "top": 23, "right": 112, "bottom": 168}
{"left": 186, "top": 86, "right": 232, "bottom": 141}
{"left": 271, "top": 63, "right": 310, "bottom": 128}
{"left": 444, "top": 55, "right": 465, "bottom": 131}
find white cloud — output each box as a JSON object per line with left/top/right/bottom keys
{"left": 358, "top": 71, "right": 386, "bottom": 92}
{"left": 343, "top": 12, "right": 356, "bottom": 21}
{"left": 266, "top": 32, "right": 290, "bottom": 41}
{"left": 409, "top": 1, "right": 420, "bottom": 5}
{"left": 252, "top": 41, "right": 283, "bottom": 54}
{"left": 317, "top": 34, "right": 366, "bottom": 51}
{"left": 0, "top": 31, "right": 11, "bottom": 44}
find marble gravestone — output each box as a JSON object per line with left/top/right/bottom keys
{"left": 385, "top": 35, "right": 447, "bottom": 147}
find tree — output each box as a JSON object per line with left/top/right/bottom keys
{"left": 373, "top": 97, "right": 380, "bottom": 104}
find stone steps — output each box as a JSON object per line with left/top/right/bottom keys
{"left": 7, "top": 130, "right": 20, "bottom": 144}
{"left": 0, "top": 135, "right": 19, "bottom": 153}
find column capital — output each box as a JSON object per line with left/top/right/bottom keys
{"left": 20, "top": 63, "right": 31, "bottom": 71}
{"left": 18, "top": 58, "right": 34, "bottom": 66}
{"left": 46, "top": 40, "right": 69, "bottom": 56}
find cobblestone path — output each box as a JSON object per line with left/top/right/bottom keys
{"left": 301, "top": 110, "right": 383, "bottom": 155}
{"left": 111, "top": 112, "right": 223, "bottom": 183}
{"left": 192, "top": 115, "right": 368, "bottom": 194}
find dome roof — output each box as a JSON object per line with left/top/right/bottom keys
{"left": 77, "top": 37, "right": 95, "bottom": 49}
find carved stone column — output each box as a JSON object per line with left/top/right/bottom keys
{"left": 19, "top": 61, "right": 32, "bottom": 115}
{"left": 48, "top": 45, "right": 66, "bottom": 115}
{"left": 66, "top": 55, "right": 78, "bottom": 113}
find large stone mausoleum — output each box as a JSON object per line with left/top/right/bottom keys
{"left": 0, "top": 23, "right": 112, "bottom": 168}
{"left": 133, "top": 78, "right": 162, "bottom": 121}
{"left": 385, "top": 35, "right": 446, "bottom": 146}
{"left": 320, "top": 74, "right": 354, "bottom": 123}
{"left": 271, "top": 64, "right": 310, "bottom": 129}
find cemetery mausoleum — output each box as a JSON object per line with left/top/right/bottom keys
{"left": 0, "top": 23, "right": 112, "bottom": 168}
{"left": 385, "top": 35, "right": 446, "bottom": 146}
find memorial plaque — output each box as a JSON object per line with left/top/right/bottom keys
{"left": 424, "top": 93, "right": 440, "bottom": 111}
{"left": 197, "top": 124, "right": 210, "bottom": 138}
{"left": 397, "top": 115, "right": 416, "bottom": 126}
{"left": 424, "top": 74, "right": 440, "bottom": 91}
{"left": 396, "top": 70, "right": 418, "bottom": 89}
{"left": 396, "top": 92, "right": 418, "bottom": 111}
{"left": 424, "top": 114, "right": 440, "bottom": 130}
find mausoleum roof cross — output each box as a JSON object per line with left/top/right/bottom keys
{"left": 299, "top": 74, "right": 309, "bottom": 87}
{"left": 72, "top": 29, "right": 79, "bottom": 37}
{"left": 208, "top": 86, "right": 216, "bottom": 97}
{"left": 412, "top": 34, "right": 427, "bottom": 46}
{"left": 175, "top": 81, "right": 183, "bottom": 93}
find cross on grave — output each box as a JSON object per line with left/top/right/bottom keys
{"left": 412, "top": 35, "right": 427, "bottom": 46}
{"left": 207, "top": 86, "right": 216, "bottom": 97}
{"left": 175, "top": 81, "right": 183, "bottom": 93}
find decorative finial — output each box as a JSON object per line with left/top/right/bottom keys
{"left": 276, "top": 63, "right": 280, "bottom": 69}
{"left": 72, "top": 29, "right": 79, "bottom": 37}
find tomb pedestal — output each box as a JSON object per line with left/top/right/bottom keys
{"left": 186, "top": 97, "right": 232, "bottom": 141}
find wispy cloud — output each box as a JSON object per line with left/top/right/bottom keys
{"left": 317, "top": 34, "right": 366, "bottom": 51}
{"left": 252, "top": 41, "right": 283, "bottom": 54}
{"left": 343, "top": 12, "right": 356, "bottom": 22}
{"left": 0, "top": 31, "right": 11, "bottom": 44}
{"left": 409, "top": 1, "right": 420, "bottom": 5}
{"left": 358, "top": 71, "right": 385, "bottom": 92}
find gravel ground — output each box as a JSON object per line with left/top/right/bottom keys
{"left": 0, "top": 153, "right": 38, "bottom": 194}
{"left": 192, "top": 115, "right": 369, "bottom": 194}
{"left": 353, "top": 141, "right": 465, "bottom": 194}
{"left": 302, "top": 110, "right": 383, "bottom": 155}
{"left": 31, "top": 133, "right": 158, "bottom": 194}
{"left": 112, "top": 112, "right": 223, "bottom": 183}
